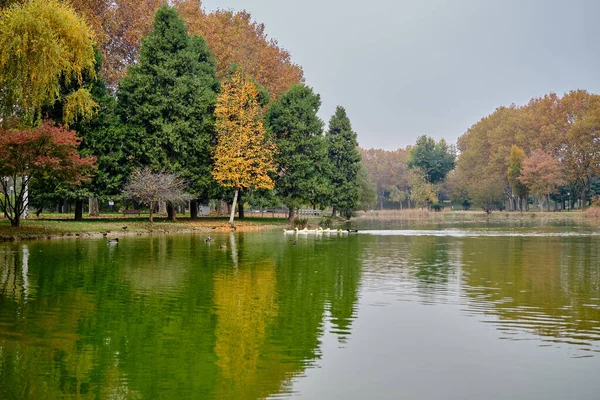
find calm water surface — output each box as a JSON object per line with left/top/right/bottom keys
{"left": 1, "top": 220, "right": 599, "bottom": 399}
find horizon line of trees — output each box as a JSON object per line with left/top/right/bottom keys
{"left": 360, "top": 90, "right": 600, "bottom": 213}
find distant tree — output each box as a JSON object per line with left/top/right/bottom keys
{"left": 520, "top": 149, "right": 564, "bottom": 211}
{"left": 356, "top": 165, "right": 377, "bottom": 211}
{"left": 468, "top": 174, "right": 505, "bottom": 214}
{"left": 116, "top": 5, "right": 219, "bottom": 220}
{"left": 388, "top": 185, "right": 407, "bottom": 209}
{"left": 445, "top": 170, "right": 471, "bottom": 210}
{"left": 265, "top": 84, "right": 328, "bottom": 221}
{"left": 0, "top": 121, "right": 96, "bottom": 227}
{"left": 123, "top": 169, "right": 190, "bottom": 223}
{"left": 0, "top": 0, "right": 97, "bottom": 126}
{"left": 359, "top": 148, "right": 409, "bottom": 209}
{"left": 454, "top": 106, "right": 522, "bottom": 212}
{"left": 407, "top": 136, "right": 456, "bottom": 184}
{"left": 325, "top": 106, "right": 361, "bottom": 218}
{"left": 407, "top": 168, "right": 438, "bottom": 208}
{"left": 507, "top": 145, "right": 528, "bottom": 211}
{"left": 212, "top": 69, "right": 277, "bottom": 226}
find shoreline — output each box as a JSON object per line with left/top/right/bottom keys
{"left": 0, "top": 216, "right": 287, "bottom": 242}
{"left": 2, "top": 209, "right": 598, "bottom": 242}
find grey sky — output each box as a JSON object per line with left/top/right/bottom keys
{"left": 202, "top": 0, "right": 600, "bottom": 150}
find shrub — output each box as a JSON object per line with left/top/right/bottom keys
{"left": 293, "top": 217, "right": 308, "bottom": 228}
{"left": 431, "top": 203, "right": 444, "bottom": 212}
{"left": 586, "top": 197, "right": 600, "bottom": 218}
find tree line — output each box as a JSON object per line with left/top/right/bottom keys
{"left": 359, "top": 136, "right": 456, "bottom": 211}
{"left": 360, "top": 90, "right": 600, "bottom": 213}
{"left": 453, "top": 90, "right": 600, "bottom": 212}
{"left": 0, "top": 1, "right": 364, "bottom": 226}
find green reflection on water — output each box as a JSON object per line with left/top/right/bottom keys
{"left": 461, "top": 236, "right": 600, "bottom": 344}
{"left": 0, "top": 233, "right": 363, "bottom": 399}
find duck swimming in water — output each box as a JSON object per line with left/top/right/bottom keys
{"left": 107, "top": 238, "right": 119, "bottom": 244}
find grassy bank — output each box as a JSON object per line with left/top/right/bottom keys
{"left": 354, "top": 209, "right": 594, "bottom": 223}
{"left": 0, "top": 213, "right": 287, "bottom": 241}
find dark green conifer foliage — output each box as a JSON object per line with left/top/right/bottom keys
{"left": 265, "top": 84, "right": 328, "bottom": 220}
{"left": 117, "top": 5, "right": 219, "bottom": 199}
{"left": 325, "top": 106, "right": 361, "bottom": 218}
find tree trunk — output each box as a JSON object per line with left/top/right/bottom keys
{"left": 190, "top": 199, "right": 198, "bottom": 220}
{"left": 167, "top": 203, "right": 176, "bottom": 221}
{"left": 287, "top": 207, "right": 295, "bottom": 223}
{"left": 74, "top": 199, "right": 83, "bottom": 221}
{"left": 238, "top": 191, "right": 244, "bottom": 219}
{"left": 581, "top": 188, "right": 587, "bottom": 210}
{"left": 229, "top": 189, "right": 239, "bottom": 226}
{"left": 332, "top": 207, "right": 337, "bottom": 217}
{"left": 88, "top": 197, "right": 99, "bottom": 216}
{"left": 11, "top": 213, "right": 20, "bottom": 227}
{"left": 149, "top": 201, "right": 154, "bottom": 223}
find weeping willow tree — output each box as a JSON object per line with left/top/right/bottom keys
{"left": 0, "top": 0, "right": 97, "bottom": 127}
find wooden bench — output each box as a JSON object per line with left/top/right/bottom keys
{"left": 122, "top": 209, "right": 141, "bottom": 216}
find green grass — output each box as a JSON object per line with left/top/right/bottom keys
{"left": 0, "top": 214, "right": 287, "bottom": 241}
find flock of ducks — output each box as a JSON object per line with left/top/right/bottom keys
{"left": 106, "top": 226, "right": 356, "bottom": 246}
{"left": 283, "top": 227, "right": 358, "bottom": 235}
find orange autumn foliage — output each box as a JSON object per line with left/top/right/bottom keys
{"left": 174, "top": 0, "right": 303, "bottom": 99}
{"left": 68, "top": 0, "right": 163, "bottom": 86}
{"left": 69, "top": 0, "right": 303, "bottom": 97}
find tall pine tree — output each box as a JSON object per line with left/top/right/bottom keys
{"left": 117, "top": 5, "right": 219, "bottom": 218}
{"left": 265, "top": 84, "right": 329, "bottom": 221}
{"left": 325, "top": 106, "right": 361, "bottom": 218}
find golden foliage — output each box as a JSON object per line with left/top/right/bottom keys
{"left": 0, "top": 0, "right": 96, "bottom": 121}
{"left": 212, "top": 69, "right": 277, "bottom": 191}
{"left": 213, "top": 260, "right": 279, "bottom": 399}
{"left": 62, "top": 88, "right": 99, "bottom": 127}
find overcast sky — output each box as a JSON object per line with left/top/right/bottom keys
{"left": 202, "top": 0, "right": 600, "bottom": 150}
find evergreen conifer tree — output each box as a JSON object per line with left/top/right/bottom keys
{"left": 265, "top": 84, "right": 329, "bottom": 221}
{"left": 325, "top": 106, "right": 361, "bottom": 218}
{"left": 117, "top": 5, "right": 219, "bottom": 216}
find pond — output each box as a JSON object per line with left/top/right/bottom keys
{"left": 1, "top": 220, "right": 599, "bottom": 399}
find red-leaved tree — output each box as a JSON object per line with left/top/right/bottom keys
{"left": 0, "top": 120, "right": 96, "bottom": 227}
{"left": 519, "top": 149, "right": 564, "bottom": 211}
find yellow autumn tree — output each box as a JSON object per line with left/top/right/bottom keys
{"left": 213, "top": 69, "right": 277, "bottom": 225}
{"left": 0, "top": 0, "right": 97, "bottom": 126}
